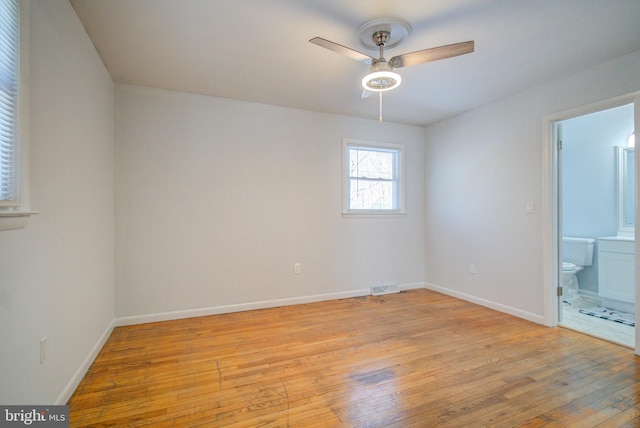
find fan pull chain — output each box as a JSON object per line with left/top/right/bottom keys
{"left": 379, "top": 91, "right": 383, "bottom": 123}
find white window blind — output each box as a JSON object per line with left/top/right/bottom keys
{"left": 0, "top": 0, "right": 19, "bottom": 206}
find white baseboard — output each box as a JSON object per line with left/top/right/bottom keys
{"left": 577, "top": 289, "right": 599, "bottom": 299}
{"left": 424, "top": 282, "right": 545, "bottom": 325}
{"left": 55, "top": 318, "right": 116, "bottom": 405}
{"left": 116, "top": 283, "right": 428, "bottom": 327}
{"left": 115, "top": 289, "right": 366, "bottom": 326}
{"left": 399, "top": 282, "right": 426, "bottom": 292}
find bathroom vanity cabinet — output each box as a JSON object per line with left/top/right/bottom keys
{"left": 597, "top": 236, "right": 635, "bottom": 313}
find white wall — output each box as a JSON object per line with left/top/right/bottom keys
{"left": 424, "top": 50, "right": 640, "bottom": 322}
{"left": 114, "top": 84, "right": 425, "bottom": 320}
{"left": 0, "top": 0, "right": 114, "bottom": 404}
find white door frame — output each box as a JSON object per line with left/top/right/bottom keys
{"left": 542, "top": 92, "right": 639, "bottom": 355}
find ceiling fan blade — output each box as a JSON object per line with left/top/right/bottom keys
{"left": 390, "top": 41, "right": 474, "bottom": 68}
{"left": 361, "top": 88, "right": 372, "bottom": 99}
{"left": 309, "top": 37, "right": 374, "bottom": 64}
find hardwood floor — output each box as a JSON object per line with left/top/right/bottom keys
{"left": 68, "top": 289, "right": 640, "bottom": 427}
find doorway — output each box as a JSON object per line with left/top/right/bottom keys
{"left": 545, "top": 94, "right": 638, "bottom": 353}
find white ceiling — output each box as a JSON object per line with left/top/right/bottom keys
{"left": 70, "top": 0, "right": 640, "bottom": 126}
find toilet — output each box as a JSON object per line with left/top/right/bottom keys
{"left": 562, "top": 237, "right": 595, "bottom": 301}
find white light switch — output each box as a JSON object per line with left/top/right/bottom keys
{"left": 526, "top": 201, "right": 535, "bottom": 214}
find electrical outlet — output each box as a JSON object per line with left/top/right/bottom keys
{"left": 294, "top": 263, "right": 301, "bottom": 274}
{"left": 40, "top": 337, "right": 47, "bottom": 364}
{"left": 468, "top": 264, "right": 476, "bottom": 275}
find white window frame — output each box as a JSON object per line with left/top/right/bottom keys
{"left": 0, "top": 0, "right": 34, "bottom": 231}
{"left": 342, "top": 138, "right": 405, "bottom": 216}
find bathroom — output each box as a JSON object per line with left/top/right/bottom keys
{"left": 560, "top": 102, "right": 635, "bottom": 347}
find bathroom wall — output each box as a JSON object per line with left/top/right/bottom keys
{"left": 562, "top": 104, "right": 634, "bottom": 293}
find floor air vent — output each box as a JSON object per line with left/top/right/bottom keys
{"left": 370, "top": 285, "right": 400, "bottom": 296}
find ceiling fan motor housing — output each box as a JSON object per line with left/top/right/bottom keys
{"left": 373, "top": 31, "right": 390, "bottom": 47}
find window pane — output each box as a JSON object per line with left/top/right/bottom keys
{"left": 0, "top": 0, "right": 19, "bottom": 204}
{"left": 349, "top": 148, "right": 394, "bottom": 179}
{"left": 349, "top": 179, "right": 394, "bottom": 210}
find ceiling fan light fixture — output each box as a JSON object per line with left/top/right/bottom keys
{"left": 362, "top": 70, "right": 401, "bottom": 91}
{"left": 362, "top": 59, "right": 401, "bottom": 92}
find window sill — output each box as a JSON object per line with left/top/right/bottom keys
{"left": 0, "top": 210, "right": 38, "bottom": 231}
{"left": 342, "top": 211, "right": 406, "bottom": 218}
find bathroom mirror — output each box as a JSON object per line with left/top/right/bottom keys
{"left": 616, "top": 146, "right": 634, "bottom": 236}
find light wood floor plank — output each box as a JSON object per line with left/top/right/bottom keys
{"left": 68, "top": 289, "right": 639, "bottom": 427}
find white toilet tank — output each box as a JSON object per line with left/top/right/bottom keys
{"left": 562, "top": 237, "right": 595, "bottom": 266}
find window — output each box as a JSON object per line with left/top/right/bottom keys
{"left": 0, "top": 0, "right": 33, "bottom": 231}
{"left": 343, "top": 139, "right": 404, "bottom": 214}
{"left": 0, "top": 0, "right": 19, "bottom": 207}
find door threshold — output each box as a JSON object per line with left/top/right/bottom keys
{"left": 558, "top": 323, "right": 634, "bottom": 349}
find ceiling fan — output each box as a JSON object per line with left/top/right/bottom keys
{"left": 310, "top": 18, "right": 474, "bottom": 96}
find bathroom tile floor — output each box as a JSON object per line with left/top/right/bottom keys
{"left": 560, "top": 294, "right": 635, "bottom": 348}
